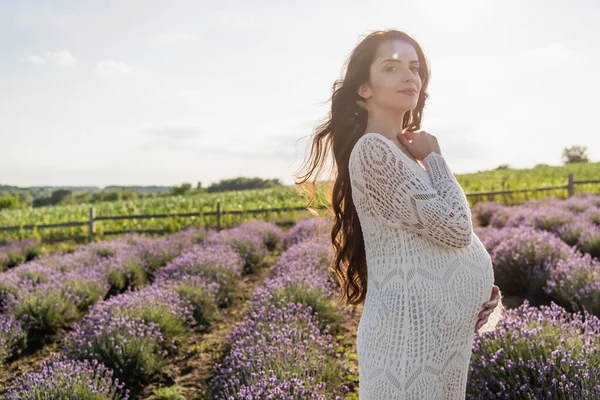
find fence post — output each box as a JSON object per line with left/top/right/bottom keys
{"left": 89, "top": 207, "right": 96, "bottom": 241}
{"left": 567, "top": 173, "right": 574, "bottom": 198}
{"left": 216, "top": 201, "right": 221, "bottom": 231}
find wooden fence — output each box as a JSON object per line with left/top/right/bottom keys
{"left": 0, "top": 173, "right": 599, "bottom": 243}
{"left": 0, "top": 203, "right": 330, "bottom": 242}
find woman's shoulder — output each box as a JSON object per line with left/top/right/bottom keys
{"left": 351, "top": 132, "right": 394, "bottom": 156}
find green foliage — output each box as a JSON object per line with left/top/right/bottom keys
{"left": 562, "top": 145, "right": 590, "bottom": 164}
{"left": 193, "top": 267, "right": 241, "bottom": 308}
{"left": 105, "top": 261, "right": 149, "bottom": 296}
{"left": 111, "top": 300, "right": 193, "bottom": 350}
{"left": 169, "top": 183, "right": 193, "bottom": 196}
{"left": 206, "top": 176, "right": 283, "bottom": 193}
{"left": 0, "top": 184, "right": 312, "bottom": 242}
{"left": 0, "top": 194, "right": 28, "bottom": 210}
{"left": 147, "top": 385, "right": 187, "bottom": 400}
{"left": 170, "top": 281, "right": 219, "bottom": 330}
{"left": 2, "top": 161, "right": 600, "bottom": 242}
{"left": 272, "top": 282, "right": 344, "bottom": 334}
{"left": 69, "top": 324, "right": 168, "bottom": 387}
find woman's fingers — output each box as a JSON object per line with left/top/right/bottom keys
{"left": 402, "top": 131, "right": 418, "bottom": 141}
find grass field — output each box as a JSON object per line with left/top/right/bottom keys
{"left": 1, "top": 161, "right": 599, "bottom": 243}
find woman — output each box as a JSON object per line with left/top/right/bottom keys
{"left": 294, "top": 29, "right": 503, "bottom": 399}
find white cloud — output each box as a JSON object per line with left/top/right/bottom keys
{"left": 95, "top": 60, "right": 134, "bottom": 77}
{"left": 25, "top": 50, "right": 77, "bottom": 66}
{"left": 213, "top": 11, "right": 257, "bottom": 29}
{"left": 525, "top": 42, "right": 584, "bottom": 68}
{"left": 143, "top": 125, "right": 203, "bottom": 140}
{"left": 26, "top": 55, "right": 45, "bottom": 64}
{"left": 152, "top": 30, "right": 198, "bottom": 44}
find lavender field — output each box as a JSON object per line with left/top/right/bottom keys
{"left": 1, "top": 193, "right": 600, "bottom": 399}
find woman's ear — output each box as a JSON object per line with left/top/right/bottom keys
{"left": 357, "top": 83, "right": 371, "bottom": 99}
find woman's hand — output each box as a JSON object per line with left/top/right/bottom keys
{"left": 475, "top": 285, "right": 501, "bottom": 332}
{"left": 397, "top": 130, "right": 442, "bottom": 161}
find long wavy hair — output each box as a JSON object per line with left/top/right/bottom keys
{"left": 293, "top": 29, "right": 431, "bottom": 306}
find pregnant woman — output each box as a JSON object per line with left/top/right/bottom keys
{"left": 294, "top": 29, "right": 503, "bottom": 399}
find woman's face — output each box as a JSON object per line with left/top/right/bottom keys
{"left": 358, "top": 39, "right": 422, "bottom": 112}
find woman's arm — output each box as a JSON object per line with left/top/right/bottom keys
{"left": 349, "top": 134, "right": 473, "bottom": 249}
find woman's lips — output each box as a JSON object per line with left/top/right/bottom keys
{"left": 398, "top": 90, "right": 417, "bottom": 96}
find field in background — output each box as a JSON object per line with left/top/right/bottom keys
{"left": 1, "top": 161, "right": 599, "bottom": 243}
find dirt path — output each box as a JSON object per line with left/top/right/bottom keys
{"left": 138, "top": 256, "right": 277, "bottom": 399}
{"left": 0, "top": 333, "right": 64, "bottom": 394}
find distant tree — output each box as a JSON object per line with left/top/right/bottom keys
{"left": 104, "top": 191, "right": 121, "bottom": 202}
{"left": 50, "top": 189, "right": 72, "bottom": 205}
{"left": 494, "top": 164, "right": 511, "bottom": 170}
{"left": 0, "top": 194, "right": 27, "bottom": 210}
{"left": 170, "top": 183, "right": 192, "bottom": 196}
{"left": 197, "top": 181, "right": 202, "bottom": 189}
{"left": 207, "top": 177, "right": 282, "bottom": 193}
{"left": 562, "top": 145, "right": 589, "bottom": 164}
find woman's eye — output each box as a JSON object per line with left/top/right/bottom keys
{"left": 410, "top": 66, "right": 419, "bottom": 73}
{"left": 386, "top": 65, "right": 397, "bottom": 72}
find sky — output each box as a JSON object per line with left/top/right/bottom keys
{"left": 1, "top": 0, "right": 599, "bottom": 188}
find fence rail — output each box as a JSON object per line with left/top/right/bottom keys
{"left": 0, "top": 203, "right": 330, "bottom": 241}
{"left": 1, "top": 173, "right": 599, "bottom": 242}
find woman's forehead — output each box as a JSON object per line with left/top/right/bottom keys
{"left": 376, "top": 39, "right": 417, "bottom": 60}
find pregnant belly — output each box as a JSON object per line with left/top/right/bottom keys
{"left": 406, "top": 239, "right": 494, "bottom": 342}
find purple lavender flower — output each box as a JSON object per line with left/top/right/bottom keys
{"left": 155, "top": 242, "right": 243, "bottom": 307}
{"left": 583, "top": 206, "right": 600, "bottom": 227}
{"left": 82, "top": 285, "right": 197, "bottom": 347}
{"left": 154, "top": 276, "right": 220, "bottom": 329}
{"left": 283, "top": 217, "right": 332, "bottom": 249}
{"left": 210, "top": 229, "right": 348, "bottom": 399}
{"left": 4, "top": 267, "right": 110, "bottom": 338}
{"left": 211, "top": 298, "right": 345, "bottom": 399}
{"left": 471, "top": 201, "right": 506, "bottom": 227}
{"left": 63, "top": 312, "right": 169, "bottom": 386}
{"left": 475, "top": 225, "right": 577, "bottom": 300}
{"left": 203, "top": 227, "right": 269, "bottom": 274}
{"left": 0, "top": 239, "right": 41, "bottom": 271}
{"left": 545, "top": 252, "right": 600, "bottom": 315}
{"left": 235, "top": 219, "right": 284, "bottom": 251}
{"left": 468, "top": 300, "right": 600, "bottom": 399}
{"left": 6, "top": 353, "right": 130, "bottom": 399}
{"left": 0, "top": 314, "right": 27, "bottom": 364}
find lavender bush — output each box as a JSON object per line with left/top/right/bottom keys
{"left": 155, "top": 276, "right": 220, "bottom": 329}
{"left": 467, "top": 300, "right": 600, "bottom": 399}
{"left": 0, "top": 239, "right": 41, "bottom": 272}
{"left": 4, "top": 267, "right": 110, "bottom": 341}
{"left": 211, "top": 295, "right": 346, "bottom": 399}
{"left": 0, "top": 314, "right": 27, "bottom": 364}
{"left": 77, "top": 285, "right": 197, "bottom": 349}
{"left": 203, "top": 226, "right": 269, "bottom": 274}
{"left": 210, "top": 235, "right": 349, "bottom": 399}
{"left": 474, "top": 226, "right": 577, "bottom": 301}
{"left": 471, "top": 201, "right": 506, "bottom": 227}
{"left": 282, "top": 216, "right": 332, "bottom": 249}
{"left": 584, "top": 206, "right": 600, "bottom": 226}
{"left": 6, "top": 353, "right": 130, "bottom": 399}
{"left": 235, "top": 219, "right": 284, "bottom": 252}
{"left": 63, "top": 313, "right": 170, "bottom": 386}
{"left": 155, "top": 242, "right": 244, "bottom": 308}
{"left": 545, "top": 252, "right": 600, "bottom": 316}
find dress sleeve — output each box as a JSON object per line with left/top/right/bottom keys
{"left": 349, "top": 134, "right": 474, "bottom": 249}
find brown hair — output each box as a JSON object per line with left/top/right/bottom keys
{"left": 293, "top": 29, "right": 431, "bottom": 306}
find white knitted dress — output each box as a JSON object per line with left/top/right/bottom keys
{"left": 349, "top": 133, "right": 503, "bottom": 400}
